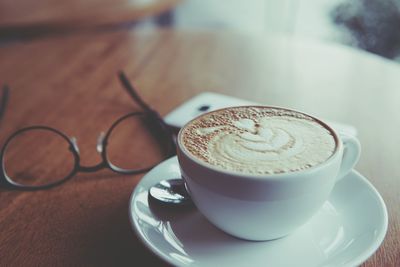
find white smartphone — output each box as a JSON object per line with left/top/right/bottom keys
{"left": 164, "top": 92, "right": 357, "bottom": 136}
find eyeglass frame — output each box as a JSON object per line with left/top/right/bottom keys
{"left": 0, "top": 71, "right": 177, "bottom": 191}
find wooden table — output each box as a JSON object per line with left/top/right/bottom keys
{"left": 0, "top": 0, "right": 181, "bottom": 37}
{"left": 0, "top": 30, "right": 398, "bottom": 266}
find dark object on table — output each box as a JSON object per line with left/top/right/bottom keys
{"left": 332, "top": 0, "right": 400, "bottom": 59}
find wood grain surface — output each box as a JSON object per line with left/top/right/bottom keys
{"left": 0, "top": 29, "right": 398, "bottom": 266}
{"left": 0, "top": 0, "right": 181, "bottom": 34}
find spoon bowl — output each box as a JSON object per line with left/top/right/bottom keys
{"left": 149, "top": 178, "right": 192, "bottom": 205}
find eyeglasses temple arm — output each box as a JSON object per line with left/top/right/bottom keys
{"left": 0, "top": 85, "right": 10, "bottom": 125}
{"left": 118, "top": 71, "right": 156, "bottom": 114}
{"left": 118, "top": 71, "right": 177, "bottom": 153}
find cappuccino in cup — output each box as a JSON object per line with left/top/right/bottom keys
{"left": 180, "top": 106, "right": 337, "bottom": 175}
{"left": 177, "top": 106, "right": 360, "bottom": 241}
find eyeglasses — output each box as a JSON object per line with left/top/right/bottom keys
{"left": 0, "top": 72, "right": 176, "bottom": 191}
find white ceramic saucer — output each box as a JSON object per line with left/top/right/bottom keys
{"left": 129, "top": 157, "right": 388, "bottom": 267}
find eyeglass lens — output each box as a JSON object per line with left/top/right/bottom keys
{"left": 3, "top": 128, "right": 76, "bottom": 187}
{"left": 105, "top": 113, "right": 171, "bottom": 172}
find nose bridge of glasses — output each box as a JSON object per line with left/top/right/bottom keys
{"left": 79, "top": 162, "right": 106, "bottom": 173}
{"left": 69, "top": 133, "right": 105, "bottom": 155}
{"left": 68, "top": 135, "right": 107, "bottom": 173}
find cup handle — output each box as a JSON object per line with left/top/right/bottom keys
{"left": 337, "top": 133, "right": 361, "bottom": 180}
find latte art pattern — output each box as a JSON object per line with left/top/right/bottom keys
{"left": 181, "top": 107, "right": 336, "bottom": 175}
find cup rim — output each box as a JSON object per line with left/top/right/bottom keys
{"left": 177, "top": 105, "right": 342, "bottom": 180}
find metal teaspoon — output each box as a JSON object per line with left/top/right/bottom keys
{"left": 149, "top": 179, "right": 192, "bottom": 205}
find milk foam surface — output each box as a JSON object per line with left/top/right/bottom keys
{"left": 180, "top": 107, "right": 336, "bottom": 175}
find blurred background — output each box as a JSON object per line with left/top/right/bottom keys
{"left": 1, "top": 0, "right": 400, "bottom": 62}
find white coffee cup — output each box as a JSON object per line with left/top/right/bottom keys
{"left": 177, "top": 106, "right": 361, "bottom": 241}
